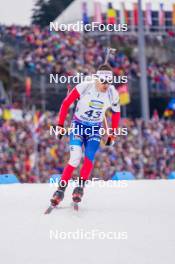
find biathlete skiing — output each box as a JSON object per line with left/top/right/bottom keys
{"left": 45, "top": 61, "right": 120, "bottom": 213}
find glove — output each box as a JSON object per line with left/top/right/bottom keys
{"left": 105, "top": 135, "right": 116, "bottom": 146}
{"left": 51, "top": 124, "right": 65, "bottom": 139}
{"left": 57, "top": 124, "right": 66, "bottom": 139}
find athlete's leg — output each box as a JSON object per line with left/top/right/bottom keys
{"left": 51, "top": 127, "right": 83, "bottom": 206}
{"left": 80, "top": 136, "right": 101, "bottom": 181}
{"left": 72, "top": 136, "right": 101, "bottom": 203}
{"left": 60, "top": 132, "right": 83, "bottom": 185}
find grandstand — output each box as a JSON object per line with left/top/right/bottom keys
{"left": 1, "top": 25, "right": 175, "bottom": 115}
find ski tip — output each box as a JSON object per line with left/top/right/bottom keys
{"left": 73, "top": 203, "right": 79, "bottom": 211}
{"left": 71, "top": 202, "right": 79, "bottom": 211}
{"left": 44, "top": 206, "right": 54, "bottom": 214}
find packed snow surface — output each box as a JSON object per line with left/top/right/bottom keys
{"left": 0, "top": 180, "right": 175, "bottom": 264}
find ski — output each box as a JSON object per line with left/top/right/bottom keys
{"left": 44, "top": 205, "right": 55, "bottom": 214}
{"left": 44, "top": 203, "right": 79, "bottom": 214}
{"left": 72, "top": 202, "right": 79, "bottom": 211}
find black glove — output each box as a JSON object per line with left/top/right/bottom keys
{"left": 105, "top": 135, "right": 116, "bottom": 146}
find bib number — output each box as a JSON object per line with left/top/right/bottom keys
{"left": 84, "top": 110, "right": 102, "bottom": 119}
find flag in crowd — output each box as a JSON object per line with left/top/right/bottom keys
{"left": 145, "top": 2, "right": 152, "bottom": 26}
{"left": 133, "top": 3, "right": 138, "bottom": 26}
{"left": 172, "top": 4, "right": 175, "bottom": 25}
{"left": 118, "top": 84, "right": 130, "bottom": 106}
{"left": 25, "top": 77, "right": 32, "bottom": 97}
{"left": 2, "top": 107, "right": 12, "bottom": 120}
{"left": 120, "top": 2, "right": 128, "bottom": 25}
{"left": 82, "top": 2, "right": 89, "bottom": 25}
{"left": 50, "top": 145, "right": 58, "bottom": 160}
{"left": 163, "top": 99, "right": 175, "bottom": 117}
{"left": 94, "top": 1, "right": 102, "bottom": 23}
{"left": 32, "top": 111, "right": 46, "bottom": 134}
{"left": 152, "top": 109, "right": 159, "bottom": 121}
{"left": 164, "top": 109, "right": 174, "bottom": 117}
{"left": 80, "top": 1, "right": 175, "bottom": 29}
{"left": 168, "top": 98, "right": 175, "bottom": 111}
{"left": 159, "top": 3, "right": 165, "bottom": 26}
{"left": 107, "top": 2, "right": 116, "bottom": 25}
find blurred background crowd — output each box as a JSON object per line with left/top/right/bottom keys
{"left": 1, "top": 25, "right": 175, "bottom": 94}
{"left": 0, "top": 109, "right": 174, "bottom": 182}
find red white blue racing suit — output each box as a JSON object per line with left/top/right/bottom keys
{"left": 57, "top": 80, "right": 120, "bottom": 183}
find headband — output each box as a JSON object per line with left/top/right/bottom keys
{"left": 96, "top": 70, "right": 113, "bottom": 81}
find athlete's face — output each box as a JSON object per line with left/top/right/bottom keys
{"left": 96, "top": 80, "right": 109, "bottom": 92}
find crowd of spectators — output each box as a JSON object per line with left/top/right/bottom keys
{"left": 0, "top": 25, "right": 175, "bottom": 182}
{"left": 147, "top": 62, "right": 175, "bottom": 93}
{"left": 1, "top": 25, "right": 175, "bottom": 93}
{"left": 0, "top": 109, "right": 175, "bottom": 182}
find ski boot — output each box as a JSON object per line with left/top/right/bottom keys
{"left": 45, "top": 184, "right": 67, "bottom": 214}
{"left": 72, "top": 186, "right": 84, "bottom": 211}
{"left": 72, "top": 186, "right": 84, "bottom": 203}
{"left": 50, "top": 185, "right": 66, "bottom": 207}
{"left": 72, "top": 178, "right": 86, "bottom": 203}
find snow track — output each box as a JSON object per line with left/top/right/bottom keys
{"left": 0, "top": 180, "right": 174, "bottom": 264}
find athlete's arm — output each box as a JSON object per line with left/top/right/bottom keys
{"left": 57, "top": 87, "right": 80, "bottom": 126}
{"left": 105, "top": 111, "right": 120, "bottom": 146}
{"left": 111, "top": 111, "right": 120, "bottom": 131}
{"left": 106, "top": 87, "right": 120, "bottom": 145}
{"left": 58, "top": 81, "right": 89, "bottom": 126}
{"left": 111, "top": 87, "right": 120, "bottom": 131}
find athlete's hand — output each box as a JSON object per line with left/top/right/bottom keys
{"left": 51, "top": 124, "right": 65, "bottom": 139}
{"left": 57, "top": 125, "right": 66, "bottom": 139}
{"left": 105, "top": 135, "right": 116, "bottom": 146}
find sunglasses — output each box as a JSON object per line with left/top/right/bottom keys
{"left": 99, "top": 79, "right": 110, "bottom": 85}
